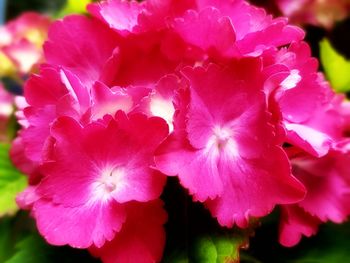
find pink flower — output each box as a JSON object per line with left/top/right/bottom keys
{"left": 0, "top": 12, "right": 50, "bottom": 76}
{"left": 89, "top": 200, "right": 167, "bottom": 263}
{"left": 0, "top": 83, "right": 13, "bottom": 142}
{"left": 23, "top": 112, "right": 168, "bottom": 248}
{"left": 279, "top": 147, "right": 350, "bottom": 246}
{"left": 263, "top": 41, "right": 343, "bottom": 157}
{"left": 155, "top": 60, "right": 305, "bottom": 227}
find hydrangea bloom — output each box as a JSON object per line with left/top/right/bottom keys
{"left": 155, "top": 60, "right": 306, "bottom": 227}
{"left": 11, "top": 0, "right": 350, "bottom": 261}
{"left": 32, "top": 113, "right": 167, "bottom": 247}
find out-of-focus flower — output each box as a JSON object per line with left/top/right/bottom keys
{"left": 276, "top": 0, "right": 350, "bottom": 29}
{"left": 0, "top": 83, "right": 13, "bottom": 141}
{"left": 0, "top": 12, "right": 50, "bottom": 78}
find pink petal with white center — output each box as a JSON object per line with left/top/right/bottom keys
{"left": 44, "top": 15, "right": 120, "bottom": 88}
{"left": 89, "top": 200, "right": 167, "bottom": 263}
{"left": 33, "top": 199, "right": 126, "bottom": 248}
{"left": 156, "top": 61, "right": 305, "bottom": 222}
{"left": 279, "top": 205, "right": 320, "bottom": 247}
{"left": 38, "top": 113, "right": 168, "bottom": 207}
{"left": 172, "top": 7, "right": 238, "bottom": 57}
{"left": 182, "top": 62, "right": 270, "bottom": 157}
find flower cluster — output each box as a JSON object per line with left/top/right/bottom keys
{"left": 11, "top": 0, "right": 350, "bottom": 261}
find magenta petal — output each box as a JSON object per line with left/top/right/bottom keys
{"left": 88, "top": 0, "right": 143, "bottom": 34}
{"left": 91, "top": 81, "right": 133, "bottom": 120}
{"left": 21, "top": 106, "right": 56, "bottom": 163}
{"left": 38, "top": 113, "right": 168, "bottom": 206}
{"left": 156, "top": 134, "right": 223, "bottom": 201}
{"left": 16, "top": 185, "right": 40, "bottom": 210}
{"left": 89, "top": 200, "right": 167, "bottom": 263}
{"left": 279, "top": 205, "right": 320, "bottom": 247}
{"left": 285, "top": 123, "right": 332, "bottom": 157}
{"left": 24, "top": 66, "right": 67, "bottom": 107}
{"left": 44, "top": 15, "right": 119, "bottom": 88}
{"left": 33, "top": 199, "right": 126, "bottom": 248}
{"left": 173, "top": 7, "right": 237, "bottom": 56}
{"left": 291, "top": 151, "right": 350, "bottom": 223}
{"left": 206, "top": 147, "right": 306, "bottom": 228}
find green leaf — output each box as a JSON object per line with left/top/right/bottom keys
{"left": 320, "top": 39, "right": 350, "bottom": 93}
{"left": 55, "top": 0, "right": 92, "bottom": 18}
{"left": 193, "top": 236, "right": 217, "bottom": 262}
{"left": 4, "top": 231, "right": 100, "bottom": 263}
{"left": 0, "top": 143, "right": 27, "bottom": 217}
{"left": 4, "top": 235, "right": 53, "bottom": 263}
{"left": 214, "top": 235, "right": 242, "bottom": 262}
{"left": 290, "top": 223, "right": 350, "bottom": 263}
{"left": 0, "top": 218, "right": 14, "bottom": 262}
{"left": 192, "top": 234, "right": 243, "bottom": 263}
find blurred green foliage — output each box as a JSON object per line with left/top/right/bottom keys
{"left": 0, "top": 144, "right": 26, "bottom": 217}
{"left": 55, "top": 0, "right": 93, "bottom": 18}
{"left": 320, "top": 39, "right": 350, "bottom": 93}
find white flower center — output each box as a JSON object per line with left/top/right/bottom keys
{"left": 100, "top": 166, "right": 125, "bottom": 193}
{"left": 92, "top": 166, "right": 126, "bottom": 202}
{"left": 206, "top": 126, "right": 238, "bottom": 157}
